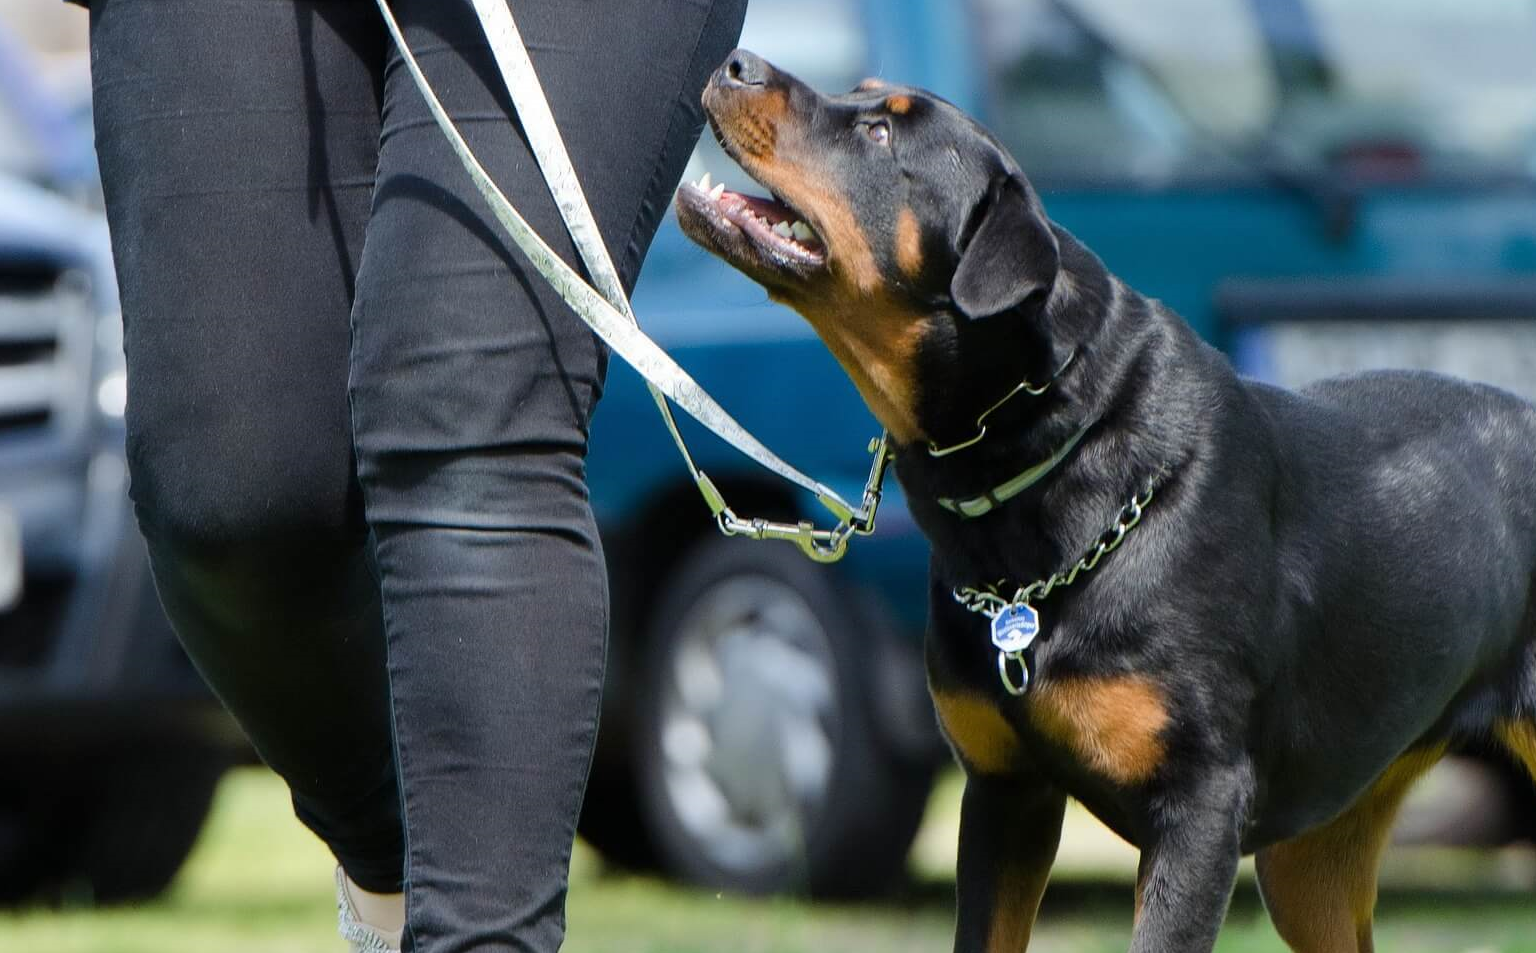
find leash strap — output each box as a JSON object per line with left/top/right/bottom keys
{"left": 374, "top": 0, "right": 888, "bottom": 562}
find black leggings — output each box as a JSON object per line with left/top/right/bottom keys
{"left": 88, "top": 0, "right": 744, "bottom": 949}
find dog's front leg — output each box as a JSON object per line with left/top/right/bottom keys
{"left": 1129, "top": 768, "right": 1250, "bottom": 953}
{"left": 952, "top": 775, "right": 1066, "bottom": 952}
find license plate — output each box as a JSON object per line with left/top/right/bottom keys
{"left": 1237, "top": 320, "right": 1536, "bottom": 403}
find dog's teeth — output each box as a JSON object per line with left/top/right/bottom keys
{"left": 709, "top": 182, "right": 726, "bottom": 201}
{"left": 772, "top": 221, "right": 793, "bottom": 239}
{"left": 790, "top": 221, "right": 816, "bottom": 242}
{"left": 698, "top": 172, "right": 713, "bottom": 192}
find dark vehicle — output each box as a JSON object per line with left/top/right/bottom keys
{"left": 580, "top": 0, "right": 1536, "bottom": 896}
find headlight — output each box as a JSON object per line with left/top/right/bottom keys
{"left": 93, "top": 308, "right": 126, "bottom": 420}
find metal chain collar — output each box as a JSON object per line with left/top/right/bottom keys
{"left": 951, "top": 477, "right": 1160, "bottom": 694}
{"left": 926, "top": 349, "right": 1079, "bottom": 458}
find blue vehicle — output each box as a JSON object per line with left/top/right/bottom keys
{"left": 580, "top": 0, "right": 1536, "bottom": 895}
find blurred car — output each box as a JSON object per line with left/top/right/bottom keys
{"left": 0, "top": 34, "right": 243, "bottom": 905}
{"left": 580, "top": 0, "right": 1536, "bottom": 896}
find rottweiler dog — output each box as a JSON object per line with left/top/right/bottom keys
{"left": 674, "top": 49, "right": 1536, "bottom": 951}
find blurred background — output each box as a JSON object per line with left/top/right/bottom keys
{"left": 1, "top": 0, "right": 1534, "bottom": 950}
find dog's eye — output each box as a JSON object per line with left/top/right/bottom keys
{"left": 862, "top": 120, "right": 891, "bottom": 146}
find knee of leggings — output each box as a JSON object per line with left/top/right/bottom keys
{"left": 126, "top": 431, "right": 364, "bottom": 559}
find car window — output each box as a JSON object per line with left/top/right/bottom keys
{"left": 679, "top": 0, "right": 869, "bottom": 194}
{"left": 973, "top": 0, "right": 1536, "bottom": 187}
{"left": 1278, "top": 0, "right": 1536, "bottom": 179}
{"left": 971, "top": 0, "right": 1262, "bottom": 185}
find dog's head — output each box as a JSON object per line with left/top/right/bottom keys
{"left": 676, "top": 50, "right": 1063, "bottom": 445}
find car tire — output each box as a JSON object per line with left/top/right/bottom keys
{"left": 634, "top": 535, "right": 933, "bottom": 898}
{"left": 0, "top": 748, "right": 225, "bottom": 905}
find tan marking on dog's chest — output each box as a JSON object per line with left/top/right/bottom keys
{"left": 933, "top": 675, "right": 1169, "bottom": 784}
{"left": 895, "top": 207, "right": 923, "bottom": 278}
{"left": 932, "top": 690, "right": 1020, "bottom": 775}
{"left": 1028, "top": 675, "right": 1169, "bottom": 785}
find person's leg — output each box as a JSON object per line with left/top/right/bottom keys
{"left": 348, "top": 1, "right": 744, "bottom": 949}
{"left": 89, "top": 0, "right": 403, "bottom": 892}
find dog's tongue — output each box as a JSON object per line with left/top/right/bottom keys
{"left": 732, "top": 194, "right": 792, "bottom": 224}
{"left": 689, "top": 172, "right": 823, "bottom": 249}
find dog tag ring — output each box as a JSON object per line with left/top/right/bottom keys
{"left": 997, "top": 651, "right": 1030, "bottom": 696}
{"left": 991, "top": 602, "right": 1040, "bottom": 654}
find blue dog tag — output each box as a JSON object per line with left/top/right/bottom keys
{"left": 990, "top": 603, "right": 1040, "bottom": 655}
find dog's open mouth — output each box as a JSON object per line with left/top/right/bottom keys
{"left": 675, "top": 172, "right": 827, "bottom": 279}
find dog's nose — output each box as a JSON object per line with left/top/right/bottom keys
{"left": 718, "top": 49, "right": 771, "bottom": 88}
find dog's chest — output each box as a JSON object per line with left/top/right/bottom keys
{"left": 932, "top": 670, "right": 1170, "bottom": 789}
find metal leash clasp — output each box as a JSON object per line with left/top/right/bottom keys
{"left": 709, "top": 434, "right": 890, "bottom": 563}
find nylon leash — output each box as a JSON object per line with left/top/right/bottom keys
{"left": 374, "top": 0, "right": 888, "bottom": 563}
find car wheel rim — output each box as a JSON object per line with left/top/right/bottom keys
{"left": 656, "top": 573, "right": 839, "bottom": 880}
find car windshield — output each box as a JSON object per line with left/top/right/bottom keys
{"left": 973, "top": 0, "right": 1536, "bottom": 185}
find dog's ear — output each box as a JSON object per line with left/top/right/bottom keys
{"left": 949, "top": 174, "right": 1059, "bottom": 320}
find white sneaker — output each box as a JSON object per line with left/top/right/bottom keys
{"left": 335, "top": 867, "right": 403, "bottom": 953}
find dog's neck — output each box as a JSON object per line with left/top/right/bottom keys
{"left": 912, "top": 237, "right": 1100, "bottom": 455}
{"left": 894, "top": 228, "right": 1195, "bottom": 586}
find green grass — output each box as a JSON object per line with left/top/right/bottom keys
{"left": 1, "top": 767, "right": 1532, "bottom": 952}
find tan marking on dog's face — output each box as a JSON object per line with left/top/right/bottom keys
{"left": 1029, "top": 676, "right": 1168, "bottom": 785}
{"left": 933, "top": 690, "right": 1020, "bottom": 775}
{"left": 705, "top": 89, "right": 882, "bottom": 296}
{"left": 723, "top": 141, "right": 926, "bottom": 440}
{"left": 693, "top": 63, "right": 938, "bottom": 443}
{"left": 769, "top": 175, "right": 882, "bottom": 294}
{"left": 895, "top": 207, "right": 923, "bottom": 278}
{"left": 700, "top": 82, "right": 787, "bottom": 160}
{"left": 886, "top": 94, "right": 913, "bottom": 115}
